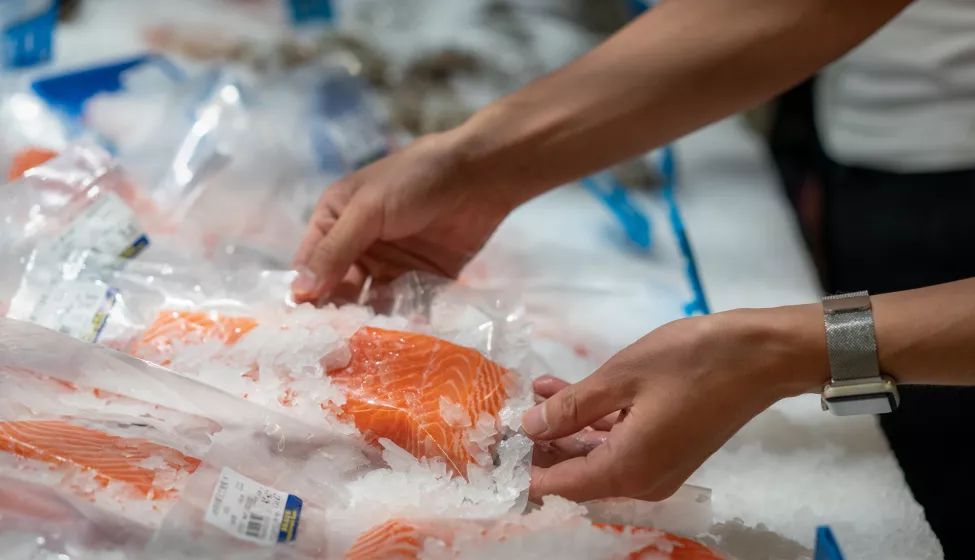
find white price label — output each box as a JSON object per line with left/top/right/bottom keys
{"left": 204, "top": 468, "right": 303, "bottom": 545}
{"left": 42, "top": 192, "right": 149, "bottom": 262}
{"left": 25, "top": 281, "right": 117, "bottom": 342}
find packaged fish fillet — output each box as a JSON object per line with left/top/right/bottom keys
{"left": 0, "top": 317, "right": 369, "bottom": 559}
{"left": 0, "top": 474, "right": 155, "bottom": 559}
{"left": 0, "top": 143, "right": 196, "bottom": 275}
{"left": 342, "top": 496, "right": 724, "bottom": 560}
{"left": 1, "top": 253, "right": 536, "bottom": 528}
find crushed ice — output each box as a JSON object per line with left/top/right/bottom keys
{"left": 439, "top": 396, "right": 473, "bottom": 429}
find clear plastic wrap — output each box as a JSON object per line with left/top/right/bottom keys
{"left": 107, "top": 63, "right": 388, "bottom": 268}
{"left": 0, "top": 89, "right": 67, "bottom": 179}
{"left": 0, "top": 143, "right": 160, "bottom": 254}
{"left": 581, "top": 485, "right": 715, "bottom": 539}
{"left": 0, "top": 317, "right": 374, "bottom": 559}
{"left": 342, "top": 496, "right": 723, "bottom": 560}
{"left": 1, "top": 254, "right": 537, "bottom": 548}
{"left": 461, "top": 186, "right": 695, "bottom": 383}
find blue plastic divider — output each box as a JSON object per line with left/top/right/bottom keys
{"left": 814, "top": 526, "right": 847, "bottom": 560}
{"left": 31, "top": 53, "right": 184, "bottom": 120}
{"left": 580, "top": 173, "right": 653, "bottom": 252}
{"left": 660, "top": 145, "right": 710, "bottom": 316}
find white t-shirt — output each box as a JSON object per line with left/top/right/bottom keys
{"left": 816, "top": 0, "right": 975, "bottom": 172}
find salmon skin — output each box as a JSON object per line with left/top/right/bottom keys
{"left": 327, "top": 327, "right": 509, "bottom": 476}
{"left": 0, "top": 420, "right": 201, "bottom": 500}
{"left": 131, "top": 310, "right": 512, "bottom": 476}
{"left": 345, "top": 518, "right": 725, "bottom": 560}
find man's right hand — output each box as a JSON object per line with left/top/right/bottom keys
{"left": 291, "top": 130, "right": 513, "bottom": 304}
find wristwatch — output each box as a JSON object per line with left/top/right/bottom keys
{"left": 820, "top": 291, "right": 899, "bottom": 416}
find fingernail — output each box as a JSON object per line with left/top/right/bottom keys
{"left": 292, "top": 267, "right": 322, "bottom": 296}
{"left": 521, "top": 404, "right": 549, "bottom": 436}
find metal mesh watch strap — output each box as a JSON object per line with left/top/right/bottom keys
{"left": 823, "top": 291, "right": 880, "bottom": 382}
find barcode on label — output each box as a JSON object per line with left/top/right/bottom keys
{"left": 246, "top": 512, "right": 268, "bottom": 540}
{"left": 211, "top": 476, "right": 229, "bottom": 516}
{"left": 204, "top": 467, "right": 303, "bottom": 546}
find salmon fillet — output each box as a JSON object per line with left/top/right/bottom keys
{"left": 132, "top": 311, "right": 259, "bottom": 365}
{"left": 131, "top": 310, "right": 511, "bottom": 475}
{"left": 345, "top": 518, "right": 724, "bottom": 560}
{"left": 8, "top": 147, "right": 59, "bottom": 181}
{"left": 0, "top": 420, "right": 201, "bottom": 500}
{"left": 327, "top": 327, "right": 509, "bottom": 476}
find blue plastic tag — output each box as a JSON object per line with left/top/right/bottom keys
{"left": 1, "top": 0, "right": 56, "bottom": 70}
{"left": 287, "top": 0, "right": 334, "bottom": 25}
{"left": 659, "top": 145, "right": 709, "bottom": 316}
{"left": 814, "top": 526, "right": 847, "bottom": 560}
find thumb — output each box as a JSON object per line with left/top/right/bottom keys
{"left": 292, "top": 197, "right": 380, "bottom": 303}
{"left": 521, "top": 371, "right": 632, "bottom": 441}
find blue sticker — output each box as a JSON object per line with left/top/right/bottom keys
{"left": 90, "top": 288, "right": 119, "bottom": 343}
{"left": 119, "top": 234, "right": 151, "bottom": 260}
{"left": 1, "top": 0, "right": 56, "bottom": 70}
{"left": 277, "top": 494, "right": 303, "bottom": 544}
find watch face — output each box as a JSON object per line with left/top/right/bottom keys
{"left": 825, "top": 393, "right": 897, "bottom": 416}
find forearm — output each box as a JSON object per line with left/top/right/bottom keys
{"left": 451, "top": 0, "right": 910, "bottom": 206}
{"left": 872, "top": 279, "right": 975, "bottom": 386}
{"left": 756, "top": 278, "right": 975, "bottom": 397}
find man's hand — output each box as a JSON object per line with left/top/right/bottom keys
{"left": 523, "top": 305, "right": 829, "bottom": 503}
{"left": 291, "top": 131, "right": 513, "bottom": 303}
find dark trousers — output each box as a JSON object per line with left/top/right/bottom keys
{"left": 770, "top": 81, "right": 975, "bottom": 558}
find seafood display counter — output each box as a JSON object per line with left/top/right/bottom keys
{"left": 0, "top": 1, "right": 944, "bottom": 559}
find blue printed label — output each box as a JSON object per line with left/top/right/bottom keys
{"left": 120, "top": 235, "right": 150, "bottom": 260}
{"left": 278, "top": 494, "right": 303, "bottom": 544}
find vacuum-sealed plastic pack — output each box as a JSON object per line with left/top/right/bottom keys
{"left": 342, "top": 495, "right": 722, "bottom": 560}
{"left": 0, "top": 317, "right": 372, "bottom": 559}
{"left": 0, "top": 143, "right": 160, "bottom": 257}
{"left": 104, "top": 63, "right": 388, "bottom": 268}
{"left": 1, "top": 254, "right": 537, "bottom": 548}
